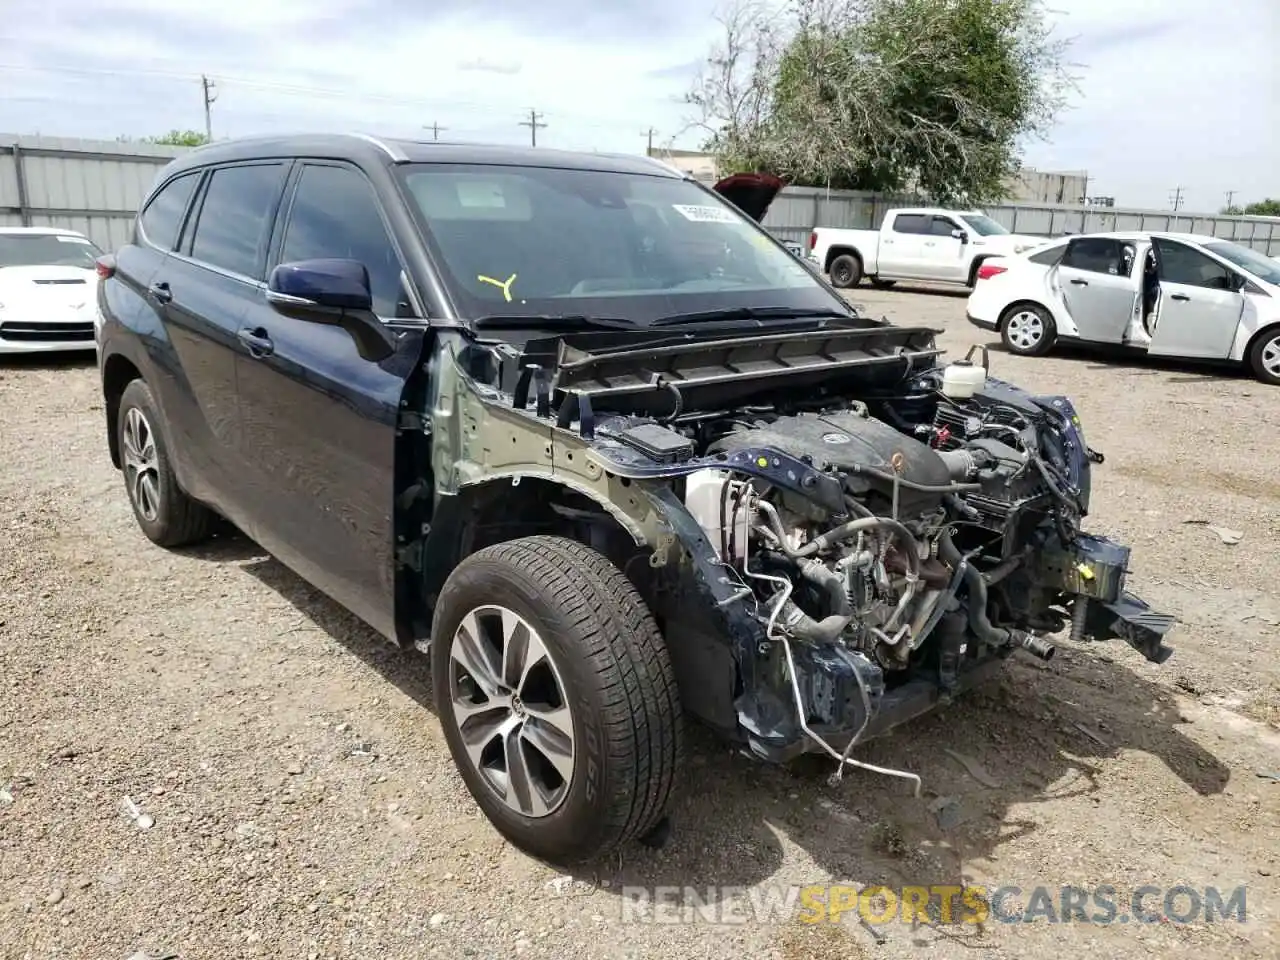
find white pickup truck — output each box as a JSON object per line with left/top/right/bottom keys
{"left": 808, "top": 208, "right": 1047, "bottom": 289}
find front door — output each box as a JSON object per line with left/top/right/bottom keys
{"left": 233, "top": 160, "right": 427, "bottom": 640}
{"left": 1054, "top": 237, "right": 1139, "bottom": 343}
{"left": 1148, "top": 238, "right": 1245, "bottom": 358}
{"left": 918, "top": 214, "right": 967, "bottom": 281}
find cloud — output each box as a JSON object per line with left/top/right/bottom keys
{"left": 0, "top": 0, "right": 1273, "bottom": 213}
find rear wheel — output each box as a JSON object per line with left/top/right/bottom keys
{"left": 117, "top": 379, "right": 216, "bottom": 547}
{"left": 1247, "top": 328, "right": 1280, "bottom": 386}
{"left": 1000, "top": 303, "right": 1057, "bottom": 357}
{"left": 828, "top": 253, "right": 862, "bottom": 288}
{"left": 430, "top": 535, "right": 683, "bottom": 864}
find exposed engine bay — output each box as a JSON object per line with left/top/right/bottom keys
{"left": 453, "top": 321, "right": 1176, "bottom": 790}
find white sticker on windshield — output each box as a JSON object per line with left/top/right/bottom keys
{"left": 455, "top": 181, "right": 508, "bottom": 208}
{"left": 672, "top": 204, "right": 739, "bottom": 223}
{"left": 56, "top": 236, "right": 91, "bottom": 244}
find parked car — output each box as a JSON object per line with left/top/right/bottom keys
{"left": 0, "top": 226, "right": 104, "bottom": 355}
{"left": 95, "top": 134, "right": 1173, "bottom": 864}
{"left": 965, "top": 231, "right": 1280, "bottom": 385}
{"left": 808, "top": 208, "right": 1046, "bottom": 289}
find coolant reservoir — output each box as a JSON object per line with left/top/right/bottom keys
{"left": 685, "top": 469, "right": 749, "bottom": 564}
{"left": 940, "top": 360, "right": 986, "bottom": 399}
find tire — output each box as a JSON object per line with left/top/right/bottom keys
{"left": 116, "top": 378, "right": 216, "bottom": 547}
{"left": 1246, "top": 327, "right": 1280, "bottom": 386}
{"left": 828, "top": 253, "right": 863, "bottom": 289}
{"left": 999, "top": 303, "right": 1057, "bottom": 356}
{"left": 869, "top": 277, "right": 897, "bottom": 289}
{"left": 430, "top": 535, "right": 683, "bottom": 864}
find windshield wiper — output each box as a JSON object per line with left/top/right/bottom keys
{"left": 648, "top": 306, "right": 857, "bottom": 327}
{"left": 470, "top": 314, "right": 640, "bottom": 332}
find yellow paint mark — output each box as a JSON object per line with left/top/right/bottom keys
{"left": 477, "top": 272, "right": 518, "bottom": 302}
{"left": 756, "top": 456, "right": 769, "bottom": 468}
{"left": 1076, "top": 563, "right": 1095, "bottom": 581}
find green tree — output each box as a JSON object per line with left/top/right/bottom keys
{"left": 119, "top": 130, "right": 211, "bottom": 147}
{"left": 687, "top": 0, "right": 1076, "bottom": 203}
{"left": 1241, "top": 198, "right": 1280, "bottom": 216}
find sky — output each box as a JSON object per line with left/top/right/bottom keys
{"left": 0, "top": 0, "right": 1275, "bottom": 213}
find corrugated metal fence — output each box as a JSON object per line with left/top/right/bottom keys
{"left": 762, "top": 186, "right": 1280, "bottom": 256}
{"left": 0, "top": 134, "right": 183, "bottom": 251}
{"left": 4, "top": 134, "right": 1278, "bottom": 259}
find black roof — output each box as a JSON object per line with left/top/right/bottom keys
{"left": 163, "top": 132, "right": 686, "bottom": 179}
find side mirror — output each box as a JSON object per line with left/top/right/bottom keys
{"left": 266, "top": 258, "right": 398, "bottom": 363}
{"left": 952, "top": 228, "right": 968, "bottom": 243}
{"left": 1229, "top": 272, "right": 1249, "bottom": 293}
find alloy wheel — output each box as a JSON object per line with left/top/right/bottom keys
{"left": 1006, "top": 310, "right": 1044, "bottom": 351}
{"left": 122, "top": 407, "right": 161, "bottom": 522}
{"left": 447, "top": 605, "right": 576, "bottom": 818}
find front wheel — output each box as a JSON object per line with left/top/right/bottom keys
{"left": 430, "top": 536, "right": 683, "bottom": 864}
{"left": 1000, "top": 303, "right": 1057, "bottom": 357}
{"left": 1247, "top": 328, "right": 1280, "bottom": 386}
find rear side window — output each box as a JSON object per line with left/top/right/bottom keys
{"left": 139, "top": 172, "right": 200, "bottom": 251}
{"left": 1063, "top": 238, "right": 1126, "bottom": 275}
{"left": 188, "top": 163, "right": 287, "bottom": 279}
{"left": 278, "top": 164, "right": 406, "bottom": 317}
{"left": 1028, "top": 243, "right": 1067, "bottom": 266}
{"left": 890, "top": 214, "right": 929, "bottom": 235}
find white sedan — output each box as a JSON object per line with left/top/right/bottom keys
{"left": 0, "top": 227, "right": 104, "bottom": 355}
{"left": 965, "top": 231, "right": 1280, "bottom": 385}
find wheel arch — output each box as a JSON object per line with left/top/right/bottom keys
{"left": 997, "top": 298, "right": 1056, "bottom": 329}
{"left": 1242, "top": 322, "right": 1280, "bottom": 377}
{"left": 101, "top": 351, "right": 144, "bottom": 469}
{"left": 824, "top": 244, "right": 864, "bottom": 274}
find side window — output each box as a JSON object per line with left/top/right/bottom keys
{"left": 139, "top": 172, "right": 200, "bottom": 251}
{"left": 278, "top": 164, "right": 407, "bottom": 318}
{"left": 1154, "top": 239, "right": 1237, "bottom": 291}
{"left": 890, "top": 214, "right": 929, "bottom": 235}
{"left": 929, "top": 216, "right": 959, "bottom": 237}
{"left": 1028, "top": 243, "right": 1067, "bottom": 266}
{"left": 1062, "top": 238, "right": 1126, "bottom": 275}
{"left": 188, "top": 163, "right": 287, "bottom": 279}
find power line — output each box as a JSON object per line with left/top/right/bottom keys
{"left": 519, "top": 108, "right": 547, "bottom": 147}
{"left": 201, "top": 74, "right": 218, "bottom": 140}
{"left": 1225, "top": 190, "right": 1237, "bottom": 210}
{"left": 1169, "top": 186, "right": 1184, "bottom": 212}
{"left": 424, "top": 121, "right": 448, "bottom": 141}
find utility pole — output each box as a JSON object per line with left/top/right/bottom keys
{"left": 641, "top": 127, "right": 657, "bottom": 156}
{"left": 423, "top": 122, "right": 448, "bottom": 141}
{"left": 200, "top": 74, "right": 217, "bottom": 141}
{"left": 519, "top": 109, "right": 547, "bottom": 147}
{"left": 1169, "top": 186, "right": 1184, "bottom": 212}
{"left": 1225, "top": 190, "right": 1237, "bottom": 210}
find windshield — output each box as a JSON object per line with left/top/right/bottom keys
{"left": 1204, "top": 240, "right": 1280, "bottom": 285}
{"left": 398, "top": 163, "right": 853, "bottom": 325}
{"left": 0, "top": 233, "right": 102, "bottom": 269}
{"left": 959, "top": 214, "right": 1010, "bottom": 237}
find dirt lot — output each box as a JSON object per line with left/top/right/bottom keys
{"left": 2, "top": 285, "right": 1279, "bottom": 960}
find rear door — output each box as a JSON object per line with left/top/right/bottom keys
{"left": 232, "top": 159, "right": 426, "bottom": 640}
{"left": 1054, "top": 237, "right": 1139, "bottom": 343}
{"left": 878, "top": 213, "right": 929, "bottom": 277}
{"left": 1148, "top": 238, "right": 1245, "bottom": 358}
{"left": 152, "top": 160, "right": 290, "bottom": 519}
{"left": 918, "top": 214, "right": 967, "bottom": 281}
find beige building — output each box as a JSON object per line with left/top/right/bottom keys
{"left": 646, "top": 147, "right": 722, "bottom": 182}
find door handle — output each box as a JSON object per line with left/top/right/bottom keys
{"left": 1069, "top": 278, "right": 1089, "bottom": 286}
{"left": 237, "top": 326, "right": 275, "bottom": 358}
{"left": 148, "top": 281, "right": 173, "bottom": 304}
{"left": 1170, "top": 293, "right": 1190, "bottom": 302}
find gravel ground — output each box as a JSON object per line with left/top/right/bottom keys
{"left": 2, "top": 286, "right": 1279, "bottom": 960}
